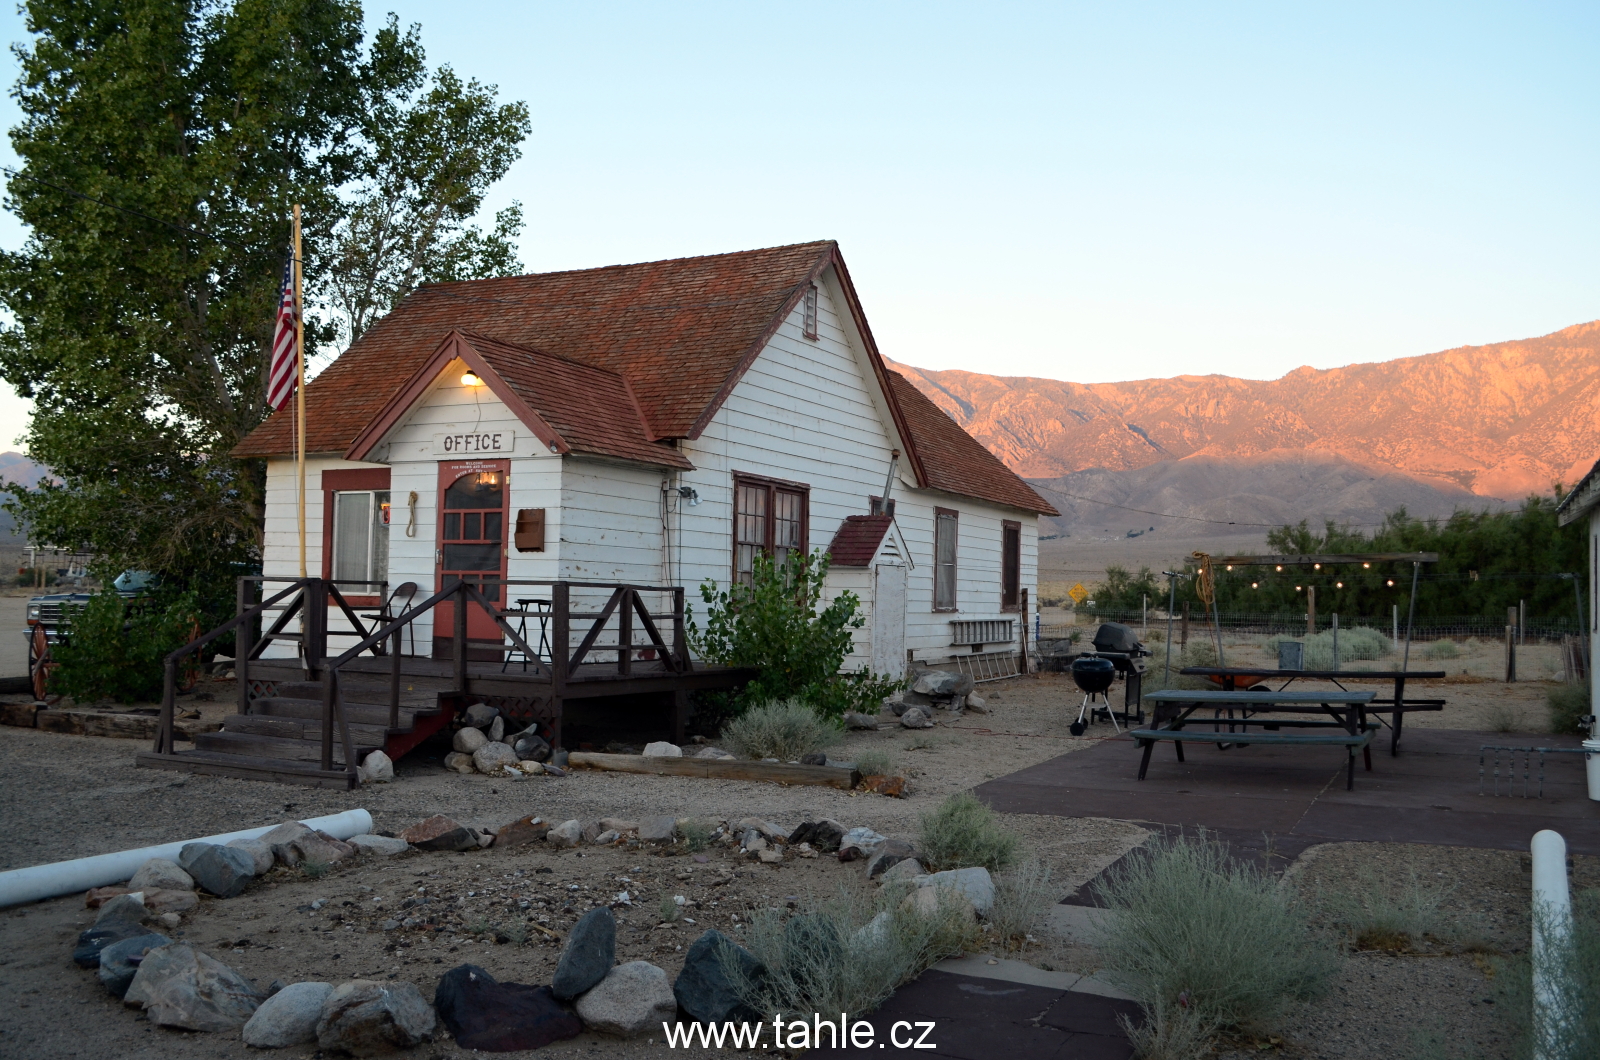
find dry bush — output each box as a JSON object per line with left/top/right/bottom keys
{"left": 854, "top": 748, "right": 895, "bottom": 777}
{"left": 1424, "top": 639, "right": 1461, "bottom": 660}
{"left": 1319, "top": 866, "right": 1453, "bottom": 951}
{"left": 985, "top": 858, "right": 1055, "bottom": 949}
{"left": 917, "top": 791, "right": 1020, "bottom": 873}
{"left": 720, "top": 698, "right": 845, "bottom": 760}
{"left": 1547, "top": 682, "right": 1592, "bottom": 736}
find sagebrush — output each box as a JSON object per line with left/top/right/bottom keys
{"left": 1319, "top": 866, "right": 1452, "bottom": 951}
{"left": 1547, "top": 683, "right": 1591, "bottom": 736}
{"left": 1497, "top": 888, "right": 1600, "bottom": 1060}
{"left": 985, "top": 858, "right": 1055, "bottom": 949}
{"left": 854, "top": 749, "right": 894, "bottom": 777}
{"left": 720, "top": 699, "right": 844, "bottom": 761}
{"left": 917, "top": 791, "right": 1019, "bottom": 873}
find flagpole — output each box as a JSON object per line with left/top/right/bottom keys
{"left": 293, "top": 205, "right": 306, "bottom": 581}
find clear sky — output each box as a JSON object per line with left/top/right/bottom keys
{"left": 0, "top": 1, "right": 1596, "bottom": 449}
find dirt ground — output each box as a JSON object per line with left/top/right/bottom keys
{"left": 0, "top": 670, "right": 1583, "bottom": 1058}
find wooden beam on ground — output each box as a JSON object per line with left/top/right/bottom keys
{"left": 567, "top": 751, "right": 862, "bottom": 790}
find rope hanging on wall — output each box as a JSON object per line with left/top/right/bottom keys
{"left": 1190, "top": 550, "right": 1225, "bottom": 666}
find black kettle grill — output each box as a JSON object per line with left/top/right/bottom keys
{"left": 1067, "top": 623, "right": 1153, "bottom": 735}
{"left": 1069, "top": 656, "right": 1118, "bottom": 736}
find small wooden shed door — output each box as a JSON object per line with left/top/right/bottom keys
{"left": 871, "top": 562, "right": 907, "bottom": 678}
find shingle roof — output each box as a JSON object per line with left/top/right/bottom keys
{"left": 826, "top": 515, "right": 894, "bottom": 567}
{"left": 885, "top": 371, "right": 1059, "bottom": 515}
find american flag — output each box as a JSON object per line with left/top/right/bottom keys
{"left": 266, "top": 253, "right": 298, "bottom": 411}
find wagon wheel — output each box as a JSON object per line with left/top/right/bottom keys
{"left": 28, "top": 623, "right": 54, "bottom": 701}
{"left": 176, "top": 618, "right": 203, "bottom": 694}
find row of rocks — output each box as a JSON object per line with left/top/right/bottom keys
{"left": 443, "top": 703, "right": 554, "bottom": 777}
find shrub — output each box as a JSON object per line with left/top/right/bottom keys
{"left": 985, "top": 858, "right": 1055, "bottom": 949}
{"left": 1092, "top": 833, "right": 1334, "bottom": 1039}
{"left": 854, "top": 749, "right": 894, "bottom": 777}
{"left": 1497, "top": 888, "right": 1600, "bottom": 1060}
{"left": 720, "top": 883, "right": 978, "bottom": 1020}
{"left": 1424, "top": 639, "right": 1461, "bottom": 660}
{"left": 659, "top": 894, "right": 684, "bottom": 923}
{"left": 1320, "top": 866, "right": 1452, "bottom": 951}
{"left": 720, "top": 699, "right": 844, "bottom": 761}
{"left": 1548, "top": 683, "right": 1592, "bottom": 736}
{"left": 52, "top": 589, "right": 201, "bottom": 703}
{"left": 1142, "top": 640, "right": 1222, "bottom": 694}
{"left": 688, "top": 550, "right": 907, "bottom": 721}
{"left": 678, "top": 818, "right": 717, "bottom": 853}
{"left": 917, "top": 792, "right": 1020, "bottom": 873}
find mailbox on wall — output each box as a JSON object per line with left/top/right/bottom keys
{"left": 514, "top": 508, "right": 546, "bottom": 552}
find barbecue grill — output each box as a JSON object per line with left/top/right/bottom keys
{"left": 1077, "top": 622, "right": 1152, "bottom": 731}
{"left": 1069, "top": 656, "right": 1117, "bottom": 736}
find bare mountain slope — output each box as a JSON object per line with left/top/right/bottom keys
{"left": 888, "top": 320, "right": 1600, "bottom": 499}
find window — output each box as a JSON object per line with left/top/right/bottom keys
{"left": 734, "top": 474, "right": 809, "bottom": 585}
{"left": 802, "top": 283, "right": 818, "bottom": 339}
{"left": 934, "top": 508, "right": 958, "bottom": 611}
{"left": 1001, "top": 520, "right": 1021, "bottom": 610}
{"left": 331, "top": 490, "right": 390, "bottom": 589}
{"left": 869, "top": 495, "right": 896, "bottom": 518}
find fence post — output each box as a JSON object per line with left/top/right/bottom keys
{"left": 1506, "top": 606, "right": 1518, "bottom": 683}
{"left": 618, "top": 589, "right": 633, "bottom": 676}
{"left": 1180, "top": 603, "right": 1189, "bottom": 650}
{"left": 1307, "top": 586, "right": 1316, "bottom": 637}
{"left": 236, "top": 577, "right": 251, "bottom": 717}
{"left": 1393, "top": 604, "right": 1398, "bottom": 648}
{"left": 1332, "top": 613, "right": 1340, "bottom": 671}
{"left": 1020, "top": 588, "right": 1030, "bottom": 675}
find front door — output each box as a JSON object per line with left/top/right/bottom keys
{"left": 871, "top": 562, "right": 907, "bottom": 678}
{"left": 434, "top": 460, "right": 510, "bottom": 660}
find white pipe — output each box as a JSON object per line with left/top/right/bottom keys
{"left": 0, "top": 808, "right": 373, "bottom": 908}
{"left": 1530, "top": 828, "right": 1572, "bottom": 1060}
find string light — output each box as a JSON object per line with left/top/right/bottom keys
{"left": 1386, "top": 579, "right": 1395, "bottom": 587}
{"left": 1336, "top": 581, "right": 1343, "bottom": 588}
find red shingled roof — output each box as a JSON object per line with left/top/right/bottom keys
{"left": 826, "top": 515, "right": 894, "bottom": 567}
{"left": 235, "top": 241, "right": 1056, "bottom": 515}
{"left": 885, "top": 371, "right": 1058, "bottom": 515}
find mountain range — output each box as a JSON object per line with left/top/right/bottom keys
{"left": 888, "top": 320, "right": 1600, "bottom": 505}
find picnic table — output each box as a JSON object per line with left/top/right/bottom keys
{"left": 1135, "top": 689, "right": 1378, "bottom": 790}
{"left": 1178, "top": 667, "right": 1447, "bottom": 755}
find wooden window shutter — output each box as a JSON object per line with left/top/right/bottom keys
{"left": 514, "top": 508, "right": 546, "bottom": 552}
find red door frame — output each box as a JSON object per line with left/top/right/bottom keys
{"left": 433, "top": 459, "right": 511, "bottom": 660}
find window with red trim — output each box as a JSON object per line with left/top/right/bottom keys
{"left": 734, "top": 474, "right": 809, "bottom": 585}
{"left": 934, "top": 508, "right": 958, "bottom": 611}
{"left": 1001, "top": 520, "right": 1021, "bottom": 611}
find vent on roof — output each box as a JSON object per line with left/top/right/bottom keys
{"left": 802, "top": 283, "right": 818, "bottom": 340}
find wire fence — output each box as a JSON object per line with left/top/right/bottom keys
{"left": 1039, "top": 611, "right": 1587, "bottom": 643}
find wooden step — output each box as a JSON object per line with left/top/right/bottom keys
{"left": 249, "top": 697, "right": 438, "bottom": 728}
{"left": 221, "top": 714, "right": 395, "bottom": 743}
{"left": 268, "top": 680, "right": 443, "bottom": 704}
{"left": 137, "top": 749, "right": 356, "bottom": 789}
{"left": 193, "top": 730, "right": 381, "bottom": 765}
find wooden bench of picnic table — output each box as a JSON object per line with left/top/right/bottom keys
{"left": 1138, "top": 689, "right": 1378, "bottom": 790}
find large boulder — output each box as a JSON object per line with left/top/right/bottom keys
{"left": 242, "top": 981, "right": 333, "bottom": 1047}
{"left": 462, "top": 703, "right": 499, "bottom": 729}
{"left": 865, "top": 839, "right": 920, "bottom": 879}
{"left": 673, "top": 930, "right": 764, "bottom": 1024}
{"left": 316, "top": 980, "right": 436, "bottom": 1055}
{"left": 899, "top": 706, "right": 934, "bottom": 729}
{"left": 914, "top": 867, "right": 996, "bottom": 916}
{"left": 472, "top": 741, "right": 520, "bottom": 774}
{"left": 181, "top": 843, "right": 257, "bottom": 898}
{"left": 433, "top": 964, "right": 582, "bottom": 1051}
{"left": 123, "top": 942, "right": 262, "bottom": 1031}
{"left": 128, "top": 858, "right": 193, "bottom": 893}
{"left": 642, "top": 741, "right": 681, "bottom": 757}
{"left": 97, "top": 933, "right": 171, "bottom": 998}
{"left": 226, "top": 838, "right": 276, "bottom": 875}
{"left": 788, "top": 819, "right": 847, "bottom": 853}
{"left": 912, "top": 670, "right": 975, "bottom": 698}
{"left": 359, "top": 749, "right": 394, "bottom": 783}
{"left": 573, "top": 961, "right": 676, "bottom": 1036}
{"left": 545, "top": 819, "right": 583, "bottom": 848}
{"left": 638, "top": 815, "right": 677, "bottom": 843}
{"left": 73, "top": 917, "right": 150, "bottom": 968}
{"left": 492, "top": 815, "right": 548, "bottom": 848}
{"left": 399, "top": 814, "right": 478, "bottom": 852}
{"left": 842, "top": 711, "right": 879, "bottom": 730}
{"left": 452, "top": 726, "right": 488, "bottom": 754}
{"left": 551, "top": 908, "right": 615, "bottom": 1000}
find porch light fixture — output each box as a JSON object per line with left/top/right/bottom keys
{"left": 461, "top": 370, "right": 484, "bottom": 386}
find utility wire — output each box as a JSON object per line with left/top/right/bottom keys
{"left": 1037, "top": 485, "right": 1397, "bottom": 529}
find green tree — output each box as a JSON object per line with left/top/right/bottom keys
{"left": 1088, "top": 564, "right": 1161, "bottom": 615}
{"left": 0, "top": 1, "right": 527, "bottom": 601}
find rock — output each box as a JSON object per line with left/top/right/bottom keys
{"left": 316, "top": 979, "right": 436, "bottom": 1055}
{"left": 348, "top": 834, "right": 410, "bottom": 857}
{"left": 799, "top": 751, "right": 827, "bottom": 766}
{"left": 552, "top": 907, "right": 616, "bottom": 1000}
{"left": 887, "top": 696, "right": 911, "bottom": 715}
{"left": 158, "top": 912, "right": 183, "bottom": 930}
{"left": 901, "top": 885, "right": 976, "bottom": 920}
{"left": 242, "top": 981, "right": 333, "bottom": 1047}
{"left": 400, "top": 814, "right": 479, "bottom": 852}
{"left": 742, "top": 834, "right": 768, "bottom": 854}
{"left": 97, "top": 933, "right": 171, "bottom": 998}
{"left": 463, "top": 703, "right": 499, "bottom": 729}
{"left": 510, "top": 725, "right": 551, "bottom": 761}
{"left": 674, "top": 930, "right": 764, "bottom": 1023}
{"left": 259, "top": 822, "right": 314, "bottom": 867}
{"left": 227, "top": 838, "right": 276, "bottom": 875}
{"left": 901, "top": 689, "right": 935, "bottom": 708}
{"left": 694, "top": 746, "right": 735, "bottom": 759}
{"left": 434, "top": 964, "right": 583, "bottom": 1051}
{"left": 517, "top": 760, "right": 546, "bottom": 775}
{"left": 443, "top": 751, "right": 477, "bottom": 773}
{"left": 865, "top": 839, "right": 919, "bottom": 879}
{"left": 85, "top": 885, "right": 134, "bottom": 908}
{"left": 143, "top": 888, "right": 200, "bottom": 915}
{"left": 912, "top": 670, "right": 974, "bottom": 697}
{"left": 546, "top": 820, "right": 583, "bottom": 848}
{"left": 74, "top": 917, "right": 149, "bottom": 967}
{"left": 580, "top": 818, "right": 607, "bottom": 842}
{"left": 492, "top": 815, "right": 549, "bottom": 848}
{"left": 489, "top": 716, "right": 505, "bottom": 743}
{"left": 123, "top": 942, "right": 262, "bottom": 1030}
{"left": 965, "top": 693, "right": 989, "bottom": 714}
{"left": 294, "top": 830, "right": 357, "bottom": 868}
{"left": 788, "top": 819, "right": 847, "bottom": 853}
{"left": 757, "top": 848, "right": 783, "bottom": 864}
{"left": 360, "top": 749, "right": 394, "bottom": 783}
{"left": 838, "top": 827, "right": 886, "bottom": 860}
{"left": 914, "top": 867, "right": 996, "bottom": 916}
{"left": 843, "top": 711, "right": 879, "bottom": 729}
{"left": 453, "top": 725, "right": 488, "bottom": 754}
{"left": 877, "top": 858, "right": 925, "bottom": 884}
{"left": 472, "top": 741, "right": 519, "bottom": 774}
{"left": 95, "top": 892, "right": 149, "bottom": 926}
{"left": 638, "top": 815, "right": 677, "bottom": 842}
{"left": 642, "top": 740, "right": 682, "bottom": 757}
{"left": 857, "top": 910, "right": 894, "bottom": 946}
{"left": 737, "top": 818, "right": 790, "bottom": 842}
{"left": 182, "top": 844, "right": 256, "bottom": 898}
{"left": 129, "top": 857, "right": 193, "bottom": 893}
{"left": 573, "top": 961, "right": 676, "bottom": 1037}
{"left": 900, "top": 706, "right": 934, "bottom": 729}
{"left": 859, "top": 774, "right": 908, "bottom": 797}
{"left": 599, "top": 817, "right": 639, "bottom": 835}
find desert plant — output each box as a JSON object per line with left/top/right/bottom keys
{"left": 1424, "top": 639, "right": 1462, "bottom": 660}
{"left": 985, "top": 858, "right": 1055, "bottom": 949}
{"left": 720, "top": 883, "right": 978, "bottom": 1020}
{"left": 659, "top": 894, "right": 685, "bottom": 923}
{"left": 300, "top": 860, "right": 330, "bottom": 879}
{"left": 1320, "top": 867, "right": 1453, "bottom": 951}
{"left": 720, "top": 699, "right": 844, "bottom": 761}
{"left": 1093, "top": 832, "right": 1334, "bottom": 1040}
{"left": 678, "top": 818, "right": 717, "bottom": 853}
{"left": 917, "top": 791, "right": 1020, "bottom": 873}
{"left": 52, "top": 589, "right": 202, "bottom": 703}
{"left": 498, "top": 922, "right": 530, "bottom": 945}
{"left": 902, "top": 732, "right": 946, "bottom": 751}
{"left": 1487, "top": 702, "right": 1520, "bottom": 734}
{"left": 1547, "top": 682, "right": 1592, "bottom": 736}
{"left": 1119, "top": 995, "right": 1219, "bottom": 1060}
{"left": 854, "top": 748, "right": 895, "bottom": 777}
{"left": 1496, "top": 889, "right": 1600, "bottom": 1060}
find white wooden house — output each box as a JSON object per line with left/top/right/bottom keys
{"left": 235, "top": 241, "right": 1058, "bottom": 677}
